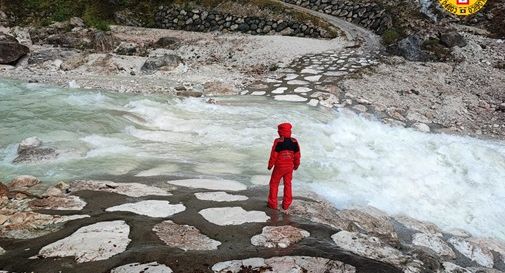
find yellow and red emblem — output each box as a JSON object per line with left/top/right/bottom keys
{"left": 438, "top": 0, "right": 487, "bottom": 16}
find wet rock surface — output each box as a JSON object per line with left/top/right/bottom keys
{"left": 212, "top": 256, "right": 356, "bottom": 273}
{"left": 70, "top": 180, "right": 171, "bottom": 197}
{"left": 38, "top": 220, "right": 131, "bottom": 263}
{"left": 153, "top": 220, "right": 221, "bottom": 251}
{"left": 251, "top": 225, "right": 310, "bottom": 248}
{"left": 167, "top": 179, "right": 246, "bottom": 191}
{"left": 111, "top": 262, "right": 173, "bottom": 273}
{"left": 106, "top": 200, "right": 185, "bottom": 218}
{"left": 194, "top": 191, "right": 248, "bottom": 202}
{"left": 199, "top": 207, "right": 270, "bottom": 226}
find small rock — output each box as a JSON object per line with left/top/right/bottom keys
{"left": 154, "top": 37, "right": 180, "bottom": 49}
{"left": 69, "top": 17, "right": 85, "bottom": 28}
{"left": 440, "top": 31, "right": 467, "bottom": 48}
{"left": 352, "top": 104, "right": 368, "bottom": 113}
{"left": 141, "top": 54, "right": 183, "bottom": 73}
{"left": 448, "top": 237, "right": 494, "bottom": 268}
{"left": 413, "top": 122, "right": 431, "bottom": 133}
{"left": 17, "top": 137, "right": 42, "bottom": 153}
{"left": 114, "top": 42, "right": 139, "bottom": 56}
{"left": 412, "top": 233, "right": 456, "bottom": 258}
{"left": 251, "top": 226, "right": 310, "bottom": 248}
{"left": 153, "top": 220, "right": 221, "bottom": 251}
{"left": 8, "top": 175, "right": 40, "bottom": 189}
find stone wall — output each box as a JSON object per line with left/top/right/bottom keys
{"left": 282, "top": 0, "right": 392, "bottom": 34}
{"left": 155, "top": 6, "right": 336, "bottom": 39}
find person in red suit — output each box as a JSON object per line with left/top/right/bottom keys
{"left": 267, "top": 122, "right": 301, "bottom": 210}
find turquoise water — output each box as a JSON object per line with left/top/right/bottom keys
{"left": 1, "top": 79, "right": 505, "bottom": 241}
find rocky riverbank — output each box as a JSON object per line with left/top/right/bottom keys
{"left": 1, "top": 174, "right": 505, "bottom": 273}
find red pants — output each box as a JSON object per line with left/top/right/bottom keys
{"left": 268, "top": 166, "right": 293, "bottom": 210}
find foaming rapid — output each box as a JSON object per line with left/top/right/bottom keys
{"left": 1, "top": 80, "right": 504, "bottom": 240}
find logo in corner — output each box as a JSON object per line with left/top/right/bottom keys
{"left": 437, "top": 0, "right": 487, "bottom": 16}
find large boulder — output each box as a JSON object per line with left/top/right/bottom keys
{"left": 13, "top": 137, "right": 58, "bottom": 164}
{"left": 141, "top": 54, "right": 183, "bottom": 73}
{"left": 8, "top": 175, "right": 40, "bottom": 189}
{"left": 0, "top": 32, "right": 29, "bottom": 64}
{"left": 391, "top": 35, "right": 429, "bottom": 62}
{"left": 154, "top": 36, "right": 181, "bottom": 49}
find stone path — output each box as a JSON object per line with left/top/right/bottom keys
{"left": 242, "top": 48, "right": 379, "bottom": 110}
{"left": 2, "top": 177, "right": 505, "bottom": 273}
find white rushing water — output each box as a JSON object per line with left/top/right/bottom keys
{"left": 1, "top": 80, "right": 505, "bottom": 240}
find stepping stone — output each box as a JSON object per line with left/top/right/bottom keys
{"left": 251, "top": 226, "right": 310, "bottom": 248}
{"left": 287, "top": 80, "right": 309, "bottom": 85}
{"left": 308, "top": 99, "right": 319, "bottom": 107}
{"left": 274, "top": 95, "right": 307, "bottom": 102}
{"left": 272, "top": 87, "right": 288, "bottom": 94}
{"left": 70, "top": 180, "right": 171, "bottom": 197}
{"left": 324, "top": 71, "right": 348, "bottom": 77}
{"left": 251, "top": 91, "right": 266, "bottom": 96}
{"left": 0, "top": 213, "right": 89, "bottom": 239}
{"left": 240, "top": 91, "right": 248, "bottom": 95}
{"left": 106, "top": 200, "right": 185, "bottom": 218}
{"left": 111, "top": 262, "right": 173, "bottom": 273}
{"left": 300, "top": 68, "right": 320, "bottom": 74}
{"left": 293, "top": 87, "right": 312, "bottom": 93}
{"left": 284, "top": 74, "right": 299, "bottom": 80}
{"left": 195, "top": 192, "right": 248, "bottom": 202}
{"left": 412, "top": 233, "right": 455, "bottom": 258}
{"left": 264, "top": 79, "right": 281, "bottom": 83}
{"left": 39, "top": 221, "right": 131, "bottom": 263}
{"left": 305, "top": 75, "right": 322, "bottom": 82}
{"left": 212, "top": 256, "right": 356, "bottom": 273}
{"left": 0, "top": 247, "right": 4, "bottom": 255}
{"left": 337, "top": 60, "right": 345, "bottom": 63}
{"left": 153, "top": 220, "right": 221, "bottom": 251}
{"left": 167, "top": 179, "right": 246, "bottom": 191}
{"left": 135, "top": 165, "right": 179, "bottom": 177}
{"left": 199, "top": 207, "right": 269, "bottom": 226}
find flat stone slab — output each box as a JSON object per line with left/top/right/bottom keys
{"left": 274, "top": 95, "right": 307, "bottom": 102}
{"left": 106, "top": 200, "right": 185, "bottom": 218}
{"left": 111, "top": 262, "right": 173, "bottom": 273}
{"left": 194, "top": 192, "right": 248, "bottom": 202}
{"left": 412, "top": 233, "right": 455, "bottom": 258}
{"left": 251, "top": 226, "right": 310, "bottom": 248}
{"left": 301, "top": 68, "right": 321, "bottom": 74}
{"left": 294, "top": 87, "right": 312, "bottom": 93}
{"left": 39, "top": 220, "right": 131, "bottom": 263}
{"left": 70, "top": 180, "right": 171, "bottom": 197}
{"left": 153, "top": 220, "right": 221, "bottom": 251}
{"left": 305, "top": 75, "right": 322, "bottom": 82}
{"left": 212, "top": 256, "right": 356, "bottom": 273}
{"left": 251, "top": 91, "right": 266, "bottom": 96}
{"left": 287, "top": 80, "right": 309, "bottom": 85}
{"left": 199, "top": 207, "right": 269, "bottom": 226}
{"left": 449, "top": 237, "right": 494, "bottom": 268}
{"left": 167, "top": 179, "right": 246, "bottom": 191}
{"left": 272, "top": 87, "right": 288, "bottom": 94}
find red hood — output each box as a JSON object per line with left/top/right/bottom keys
{"left": 278, "top": 123, "right": 292, "bottom": 138}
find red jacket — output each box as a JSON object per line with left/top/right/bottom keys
{"left": 268, "top": 123, "right": 301, "bottom": 170}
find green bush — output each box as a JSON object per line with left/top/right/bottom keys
{"left": 382, "top": 28, "right": 400, "bottom": 45}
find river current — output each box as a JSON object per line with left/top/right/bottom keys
{"left": 1, "top": 80, "right": 504, "bottom": 240}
